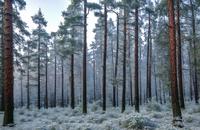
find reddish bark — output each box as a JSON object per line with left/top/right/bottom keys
{"left": 3, "top": 0, "right": 14, "bottom": 125}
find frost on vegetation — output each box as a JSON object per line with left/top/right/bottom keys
{"left": 146, "top": 101, "right": 163, "bottom": 112}
{"left": 151, "top": 112, "right": 163, "bottom": 119}
{"left": 90, "top": 101, "right": 101, "bottom": 112}
{"left": 185, "top": 116, "right": 193, "bottom": 123}
{"left": 191, "top": 105, "right": 200, "bottom": 113}
{"left": 120, "top": 115, "right": 157, "bottom": 130}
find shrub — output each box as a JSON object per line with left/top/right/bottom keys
{"left": 146, "top": 101, "right": 162, "bottom": 112}
{"left": 121, "top": 116, "right": 157, "bottom": 130}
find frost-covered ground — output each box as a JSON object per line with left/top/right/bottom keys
{"left": 0, "top": 101, "right": 200, "bottom": 130}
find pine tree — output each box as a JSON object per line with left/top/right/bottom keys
{"left": 134, "top": 0, "right": 140, "bottom": 112}
{"left": 32, "top": 8, "right": 47, "bottom": 109}
{"left": 3, "top": 0, "right": 14, "bottom": 126}
{"left": 167, "top": 0, "right": 183, "bottom": 127}
{"left": 83, "top": 0, "right": 87, "bottom": 113}
{"left": 176, "top": 0, "right": 185, "bottom": 108}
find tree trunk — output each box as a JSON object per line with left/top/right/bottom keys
{"left": 27, "top": 42, "right": 30, "bottom": 109}
{"left": 113, "top": 15, "right": 119, "bottom": 107}
{"left": 167, "top": 0, "right": 182, "bottom": 126}
{"left": 0, "top": 3, "right": 4, "bottom": 111}
{"left": 102, "top": 2, "right": 107, "bottom": 111}
{"left": 93, "top": 59, "right": 96, "bottom": 101}
{"left": 20, "top": 71, "right": 23, "bottom": 107}
{"left": 134, "top": 1, "right": 140, "bottom": 112}
{"left": 128, "top": 30, "right": 133, "bottom": 106}
{"left": 190, "top": 0, "right": 199, "bottom": 104}
{"left": 45, "top": 42, "right": 48, "bottom": 108}
{"left": 188, "top": 44, "right": 193, "bottom": 101}
{"left": 139, "top": 37, "right": 142, "bottom": 105}
{"left": 3, "top": 0, "right": 14, "bottom": 125}
{"left": 82, "top": 0, "right": 87, "bottom": 114}
{"left": 153, "top": 60, "right": 158, "bottom": 102}
{"left": 37, "top": 25, "right": 41, "bottom": 109}
{"left": 71, "top": 54, "right": 75, "bottom": 109}
{"left": 122, "top": 9, "right": 127, "bottom": 113}
{"left": 159, "top": 80, "right": 162, "bottom": 104}
{"left": 54, "top": 55, "right": 57, "bottom": 107}
{"left": 61, "top": 59, "right": 64, "bottom": 107}
{"left": 146, "top": 11, "right": 152, "bottom": 102}
{"left": 176, "top": 0, "right": 185, "bottom": 109}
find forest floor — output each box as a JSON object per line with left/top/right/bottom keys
{"left": 0, "top": 101, "right": 200, "bottom": 130}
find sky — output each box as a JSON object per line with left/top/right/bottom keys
{"left": 20, "top": 0, "right": 97, "bottom": 45}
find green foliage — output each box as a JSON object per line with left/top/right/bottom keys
{"left": 13, "top": 0, "right": 26, "bottom": 10}
{"left": 87, "top": 2, "right": 102, "bottom": 10}
{"left": 32, "top": 8, "right": 47, "bottom": 27}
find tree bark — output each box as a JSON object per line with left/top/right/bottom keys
{"left": 20, "top": 71, "right": 23, "bottom": 107}
{"left": 188, "top": 44, "right": 193, "bottom": 101}
{"left": 61, "top": 59, "right": 64, "bottom": 107}
{"left": 139, "top": 37, "right": 142, "bottom": 105}
{"left": 128, "top": 30, "right": 133, "bottom": 106}
{"left": 113, "top": 14, "right": 119, "bottom": 107}
{"left": 167, "top": 0, "right": 182, "bottom": 126}
{"left": 102, "top": 2, "right": 107, "bottom": 111}
{"left": 93, "top": 59, "right": 96, "bottom": 101}
{"left": 82, "top": 0, "right": 87, "bottom": 113}
{"left": 37, "top": 24, "right": 41, "bottom": 109}
{"left": 176, "top": 0, "right": 185, "bottom": 109}
{"left": 45, "top": 42, "right": 48, "bottom": 108}
{"left": 159, "top": 80, "right": 162, "bottom": 104}
{"left": 122, "top": 9, "right": 127, "bottom": 113}
{"left": 190, "top": 0, "right": 199, "bottom": 104}
{"left": 134, "top": 1, "right": 139, "bottom": 112}
{"left": 27, "top": 42, "right": 30, "bottom": 109}
{"left": 146, "top": 11, "right": 152, "bottom": 101}
{"left": 3, "top": 0, "right": 14, "bottom": 125}
{"left": 0, "top": 3, "right": 4, "bottom": 111}
{"left": 71, "top": 54, "right": 75, "bottom": 109}
{"left": 54, "top": 54, "right": 57, "bottom": 107}
{"left": 153, "top": 60, "right": 158, "bottom": 102}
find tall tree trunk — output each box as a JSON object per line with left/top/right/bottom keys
{"left": 54, "top": 55, "right": 57, "bottom": 107}
{"left": 139, "top": 37, "right": 142, "bottom": 105}
{"left": 71, "top": 54, "right": 75, "bottom": 109}
{"left": 45, "top": 43, "right": 48, "bottom": 108}
{"left": 83, "top": 0, "right": 87, "bottom": 113}
{"left": 93, "top": 59, "right": 96, "bottom": 101}
{"left": 188, "top": 44, "right": 193, "bottom": 101}
{"left": 128, "top": 30, "right": 133, "bottom": 106}
{"left": 20, "top": 71, "right": 23, "bottom": 107}
{"left": 134, "top": 1, "right": 139, "bottom": 112}
{"left": 113, "top": 14, "right": 119, "bottom": 107}
{"left": 146, "top": 11, "right": 152, "bottom": 101}
{"left": 102, "top": 2, "right": 107, "bottom": 111}
{"left": 61, "top": 59, "right": 64, "bottom": 107}
{"left": 37, "top": 25, "right": 41, "bottom": 109}
{"left": 153, "top": 60, "right": 158, "bottom": 102}
{"left": 167, "top": 0, "right": 182, "bottom": 126}
{"left": 3, "top": 0, "right": 14, "bottom": 125}
{"left": 122, "top": 9, "right": 127, "bottom": 113}
{"left": 176, "top": 0, "right": 185, "bottom": 109}
{"left": 159, "top": 80, "right": 162, "bottom": 104}
{"left": 190, "top": 0, "right": 199, "bottom": 104}
{"left": 163, "top": 87, "right": 166, "bottom": 104}
{"left": 0, "top": 3, "right": 4, "bottom": 111}
{"left": 27, "top": 42, "right": 30, "bottom": 109}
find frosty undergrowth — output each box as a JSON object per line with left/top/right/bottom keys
{"left": 0, "top": 101, "right": 199, "bottom": 130}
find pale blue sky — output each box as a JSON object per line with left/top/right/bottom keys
{"left": 20, "top": 0, "right": 97, "bottom": 44}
